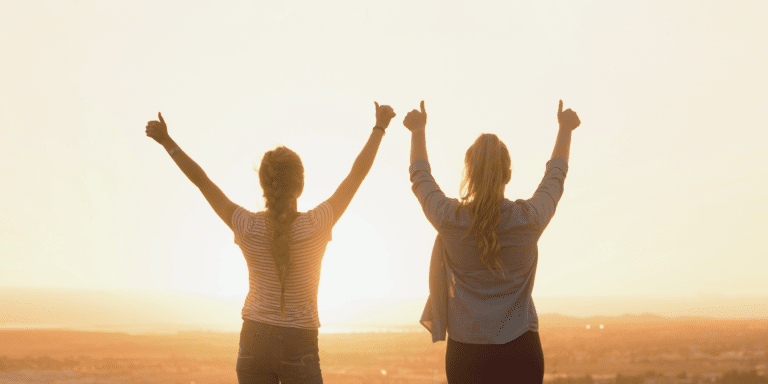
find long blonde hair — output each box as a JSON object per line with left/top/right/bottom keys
{"left": 457, "top": 134, "right": 512, "bottom": 277}
{"left": 258, "top": 146, "right": 304, "bottom": 316}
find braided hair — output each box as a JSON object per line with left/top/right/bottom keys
{"left": 457, "top": 134, "right": 512, "bottom": 278}
{"left": 258, "top": 146, "right": 304, "bottom": 316}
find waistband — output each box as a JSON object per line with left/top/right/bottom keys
{"left": 242, "top": 318, "right": 319, "bottom": 338}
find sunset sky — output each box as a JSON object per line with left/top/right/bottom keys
{"left": 1, "top": 1, "right": 767, "bottom": 323}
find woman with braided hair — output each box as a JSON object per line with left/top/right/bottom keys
{"left": 404, "top": 100, "right": 581, "bottom": 383}
{"left": 145, "top": 101, "right": 396, "bottom": 384}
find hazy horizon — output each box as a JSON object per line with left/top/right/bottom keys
{"left": 4, "top": 286, "right": 768, "bottom": 334}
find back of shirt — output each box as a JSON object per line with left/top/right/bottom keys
{"left": 411, "top": 157, "right": 568, "bottom": 343}
{"left": 232, "top": 201, "right": 334, "bottom": 329}
{"left": 438, "top": 199, "right": 547, "bottom": 343}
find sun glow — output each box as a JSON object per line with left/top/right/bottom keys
{"left": 317, "top": 212, "right": 394, "bottom": 311}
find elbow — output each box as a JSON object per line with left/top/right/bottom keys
{"left": 349, "top": 164, "right": 370, "bottom": 180}
{"left": 189, "top": 170, "right": 208, "bottom": 187}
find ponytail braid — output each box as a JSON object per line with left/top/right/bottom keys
{"left": 258, "top": 147, "right": 304, "bottom": 316}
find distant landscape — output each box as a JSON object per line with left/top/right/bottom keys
{"left": 2, "top": 287, "right": 768, "bottom": 383}
{"left": 2, "top": 316, "right": 767, "bottom": 383}
{"left": 4, "top": 287, "right": 768, "bottom": 333}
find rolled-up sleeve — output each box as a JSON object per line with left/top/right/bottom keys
{"left": 410, "top": 159, "right": 454, "bottom": 229}
{"left": 527, "top": 157, "right": 569, "bottom": 230}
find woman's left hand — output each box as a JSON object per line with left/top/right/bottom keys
{"left": 374, "top": 102, "right": 396, "bottom": 129}
{"left": 145, "top": 112, "right": 171, "bottom": 145}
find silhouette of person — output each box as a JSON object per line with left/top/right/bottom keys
{"left": 404, "top": 100, "right": 580, "bottom": 384}
{"left": 145, "top": 102, "right": 396, "bottom": 384}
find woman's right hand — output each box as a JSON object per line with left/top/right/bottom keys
{"left": 403, "top": 100, "right": 427, "bottom": 131}
{"left": 374, "top": 102, "right": 396, "bottom": 129}
{"left": 557, "top": 100, "right": 581, "bottom": 131}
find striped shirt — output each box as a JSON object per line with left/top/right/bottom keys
{"left": 232, "top": 201, "right": 334, "bottom": 329}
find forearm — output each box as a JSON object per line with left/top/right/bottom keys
{"left": 550, "top": 126, "right": 572, "bottom": 163}
{"left": 160, "top": 138, "right": 208, "bottom": 186}
{"left": 410, "top": 128, "right": 428, "bottom": 164}
{"left": 349, "top": 129, "right": 385, "bottom": 178}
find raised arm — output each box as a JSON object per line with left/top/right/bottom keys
{"left": 145, "top": 112, "right": 239, "bottom": 230}
{"left": 550, "top": 99, "right": 581, "bottom": 163}
{"left": 326, "top": 102, "right": 396, "bottom": 225}
{"left": 404, "top": 100, "right": 428, "bottom": 164}
{"left": 523, "top": 100, "right": 579, "bottom": 229}
{"left": 404, "top": 100, "right": 452, "bottom": 229}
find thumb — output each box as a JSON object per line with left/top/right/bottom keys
{"left": 558, "top": 100, "right": 563, "bottom": 115}
{"left": 158, "top": 112, "right": 166, "bottom": 126}
{"left": 420, "top": 100, "right": 426, "bottom": 114}
{"left": 374, "top": 101, "right": 380, "bottom": 113}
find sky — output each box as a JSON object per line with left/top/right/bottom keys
{"left": 1, "top": 1, "right": 767, "bottom": 322}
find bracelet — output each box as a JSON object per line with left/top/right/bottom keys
{"left": 373, "top": 126, "right": 386, "bottom": 135}
{"left": 168, "top": 146, "right": 182, "bottom": 156}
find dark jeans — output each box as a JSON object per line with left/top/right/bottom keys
{"left": 236, "top": 319, "right": 323, "bottom": 384}
{"left": 445, "top": 330, "right": 544, "bottom": 384}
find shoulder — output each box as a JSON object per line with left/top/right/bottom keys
{"left": 501, "top": 198, "right": 542, "bottom": 227}
{"left": 232, "top": 206, "right": 252, "bottom": 228}
{"left": 232, "top": 207, "right": 269, "bottom": 245}
{"left": 292, "top": 201, "right": 334, "bottom": 241}
{"left": 306, "top": 201, "right": 333, "bottom": 222}
{"left": 431, "top": 197, "right": 466, "bottom": 228}
{"left": 234, "top": 207, "right": 271, "bottom": 232}
{"left": 234, "top": 206, "right": 267, "bottom": 221}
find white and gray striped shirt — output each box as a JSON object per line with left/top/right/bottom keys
{"left": 232, "top": 201, "right": 334, "bottom": 329}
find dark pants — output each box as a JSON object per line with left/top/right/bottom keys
{"left": 236, "top": 319, "right": 323, "bottom": 384}
{"left": 445, "top": 330, "right": 544, "bottom": 384}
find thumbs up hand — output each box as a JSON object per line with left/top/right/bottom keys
{"left": 374, "top": 101, "right": 396, "bottom": 129}
{"left": 557, "top": 100, "right": 581, "bottom": 131}
{"left": 145, "top": 112, "right": 171, "bottom": 145}
{"left": 403, "top": 100, "right": 427, "bottom": 131}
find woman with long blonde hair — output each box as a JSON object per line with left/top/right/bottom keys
{"left": 404, "top": 100, "right": 580, "bottom": 383}
{"left": 145, "top": 101, "right": 396, "bottom": 384}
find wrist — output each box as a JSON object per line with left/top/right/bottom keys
{"left": 159, "top": 138, "right": 177, "bottom": 151}
{"left": 373, "top": 126, "right": 386, "bottom": 136}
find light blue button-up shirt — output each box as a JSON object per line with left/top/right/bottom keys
{"left": 410, "top": 157, "right": 568, "bottom": 344}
